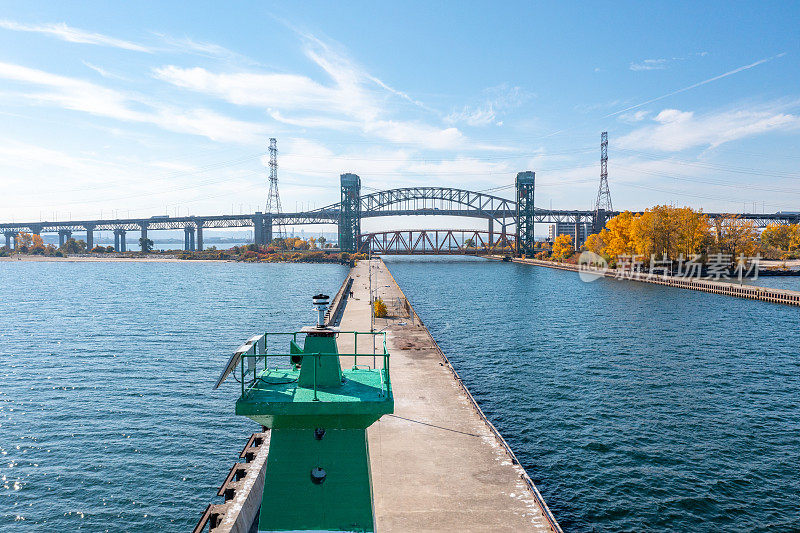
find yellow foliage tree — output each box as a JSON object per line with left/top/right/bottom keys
{"left": 761, "top": 223, "right": 792, "bottom": 250}
{"left": 16, "top": 232, "right": 33, "bottom": 250}
{"left": 373, "top": 298, "right": 388, "bottom": 318}
{"left": 583, "top": 232, "right": 605, "bottom": 255}
{"left": 551, "top": 233, "right": 574, "bottom": 260}
{"left": 589, "top": 206, "right": 711, "bottom": 262}
{"left": 603, "top": 210, "right": 637, "bottom": 258}
{"left": 789, "top": 225, "right": 800, "bottom": 251}
{"left": 714, "top": 216, "right": 759, "bottom": 259}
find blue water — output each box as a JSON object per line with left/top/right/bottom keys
{"left": 385, "top": 256, "right": 800, "bottom": 532}
{"left": 0, "top": 261, "right": 346, "bottom": 531}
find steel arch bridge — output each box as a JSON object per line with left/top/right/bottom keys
{"left": 2, "top": 174, "right": 798, "bottom": 254}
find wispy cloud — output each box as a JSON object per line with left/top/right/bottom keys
{"left": 154, "top": 33, "right": 475, "bottom": 150}
{"left": 445, "top": 85, "right": 530, "bottom": 127}
{"left": 605, "top": 53, "right": 787, "bottom": 119}
{"left": 81, "top": 61, "right": 128, "bottom": 80}
{"left": 617, "top": 104, "right": 800, "bottom": 152}
{"left": 619, "top": 109, "right": 650, "bottom": 123}
{"left": 0, "top": 61, "right": 264, "bottom": 144}
{"left": 630, "top": 58, "right": 668, "bottom": 71}
{"left": 0, "top": 19, "right": 150, "bottom": 52}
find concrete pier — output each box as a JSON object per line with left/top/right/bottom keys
{"left": 504, "top": 256, "right": 800, "bottom": 307}
{"left": 199, "top": 258, "right": 561, "bottom": 533}
{"left": 338, "top": 259, "right": 559, "bottom": 532}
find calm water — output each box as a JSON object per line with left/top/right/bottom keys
{"left": 0, "top": 261, "right": 347, "bottom": 531}
{"left": 2, "top": 259, "right": 799, "bottom": 532}
{"left": 385, "top": 256, "right": 800, "bottom": 532}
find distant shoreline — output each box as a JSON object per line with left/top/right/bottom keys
{"left": 0, "top": 254, "right": 230, "bottom": 263}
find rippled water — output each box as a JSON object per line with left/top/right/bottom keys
{"left": 385, "top": 256, "right": 800, "bottom": 532}
{"left": 0, "top": 261, "right": 346, "bottom": 531}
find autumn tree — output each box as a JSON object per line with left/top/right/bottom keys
{"left": 551, "top": 233, "right": 574, "bottom": 260}
{"left": 761, "top": 223, "right": 792, "bottom": 250}
{"left": 373, "top": 298, "right": 388, "bottom": 318}
{"left": 16, "top": 232, "right": 33, "bottom": 252}
{"left": 583, "top": 232, "right": 606, "bottom": 255}
{"left": 714, "top": 216, "right": 759, "bottom": 259}
{"left": 790, "top": 225, "right": 800, "bottom": 251}
{"left": 603, "top": 211, "right": 638, "bottom": 258}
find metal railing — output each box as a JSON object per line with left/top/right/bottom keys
{"left": 236, "top": 331, "right": 391, "bottom": 401}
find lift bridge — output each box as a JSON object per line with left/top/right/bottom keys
{"left": 1, "top": 171, "right": 798, "bottom": 256}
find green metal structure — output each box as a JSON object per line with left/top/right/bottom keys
{"left": 515, "top": 171, "right": 535, "bottom": 257}
{"left": 220, "top": 294, "right": 393, "bottom": 532}
{"left": 338, "top": 173, "right": 362, "bottom": 253}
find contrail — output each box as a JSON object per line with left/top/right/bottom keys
{"left": 603, "top": 52, "right": 787, "bottom": 119}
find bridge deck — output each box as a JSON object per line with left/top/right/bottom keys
{"left": 336, "top": 259, "right": 558, "bottom": 532}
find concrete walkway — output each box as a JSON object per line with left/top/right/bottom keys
{"left": 337, "top": 259, "right": 557, "bottom": 532}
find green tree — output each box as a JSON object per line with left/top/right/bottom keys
{"left": 62, "top": 238, "right": 86, "bottom": 254}
{"left": 139, "top": 237, "right": 154, "bottom": 253}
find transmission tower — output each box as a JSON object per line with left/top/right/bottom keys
{"left": 592, "top": 132, "right": 612, "bottom": 234}
{"left": 266, "top": 138, "right": 286, "bottom": 239}
{"left": 595, "top": 131, "right": 612, "bottom": 212}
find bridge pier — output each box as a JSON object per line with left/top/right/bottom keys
{"left": 139, "top": 223, "right": 149, "bottom": 251}
{"left": 85, "top": 224, "right": 95, "bottom": 250}
{"left": 58, "top": 230, "right": 72, "bottom": 248}
{"left": 574, "top": 221, "right": 581, "bottom": 251}
{"left": 184, "top": 227, "right": 195, "bottom": 251}
{"left": 196, "top": 221, "right": 204, "bottom": 251}
{"left": 265, "top": 214, "right": 273, "bottom": 244}
{"left": 488, "top": 219, "right": 494, "bottom": 248}
{"left": 113, "top": 229, "right": 127, "bottom": 252}
{"left": 4, "top": 231, "right": 13, "bottom": 249}
{"left": 120, "top": 230, "right": 126, "bottom": 252}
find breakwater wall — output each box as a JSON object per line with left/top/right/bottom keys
{"left": 499, "top": 256, "right": 800, "bottom": 307}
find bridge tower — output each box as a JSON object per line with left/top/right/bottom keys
{"left": 338, "top": 173, "right": 361, "bottom": 253}
{"left": 266, "top": 138, "right": 285, "bottom": 241}
{"left": 515, "top": 171, "right": 535, "bottom": 257}
{"left": 593, "top": 131, "right": 613, "bottom": 234}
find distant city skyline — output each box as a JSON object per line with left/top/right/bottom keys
{"left": 1, "top": 1, "right": 799, "bottom": 233}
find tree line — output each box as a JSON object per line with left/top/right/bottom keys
{"left": 576, "top": 205, "right": 800, "bottom": 264}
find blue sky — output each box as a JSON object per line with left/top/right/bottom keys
{"left": 1, "top": 1, "right": 799, "bottom": 232}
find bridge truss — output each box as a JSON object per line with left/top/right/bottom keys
{"left": 359, "top": 229, "right": 515, "bottom": 255}
{"left": 2, "top": 176, "right": 798, "bottom": 253}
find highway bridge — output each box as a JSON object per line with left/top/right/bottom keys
{"left": 1, "top": 172, "right": 798, "bottom": 255}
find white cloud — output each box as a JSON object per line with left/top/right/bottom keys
{"left": 445, "top": 85, "right": 529, "bottom": 127}
{"left": 618, "top": 105, "right": 800, "bottom": 152}
{"left": 619, "top": 109, "right": 650, "bottom": 123}
{"left": 629, "top": 58, "right": 668, "bottom": 71}
{"left": 153, "top": 33, "right": 477, "bottom": 150}
{"left": 0, "top": 61, "right": 264, "bottom": 144}
{"left": 0, "top": 20, "right": 150, "bottom": 52}
{"left": 445, "top": 105, "right": 498, "bottom": 127}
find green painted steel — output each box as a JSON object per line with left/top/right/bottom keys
{"left": 338, "top": 173, "right": 361, "bottom": 253}
{"left": 298, "top": 335, "right": 342, "bottom": 389}
{"left": 234, "top": 329, "right": 392, "bottom": 532}
{"left": 516, "top": 171, "right": 536, "bottom": 257}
